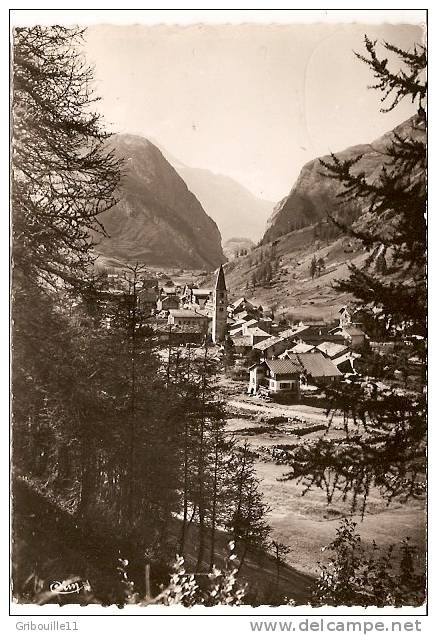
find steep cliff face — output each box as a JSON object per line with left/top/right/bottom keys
{"left": 223, "top": 116, "right": 424, "bottom": 320}
{"left": 175, "top": 166, "right": 273, "bottom": 242}
{"left": 154, "top": 142, "right": 274, "bottom": 242}
{"left": 94, "top": 134, "right": 226, "bottom": 269}
{"left": 262, "top": 117, "right": 418, "bottom": 244}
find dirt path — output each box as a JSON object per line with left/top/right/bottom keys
{"left": 227, "top": 397, "right": 342, "bottom": 426}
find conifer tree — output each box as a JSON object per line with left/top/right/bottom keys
{"left": 12, "top": 26, "right": 122, "bottom": 503}
{"left": 12, "top": 26, "right": 121, "bottom": 290}
{"left": 285, "top": 37, "right": 426, "bottom": 511}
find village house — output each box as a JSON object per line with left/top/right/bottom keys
{"left": 152, "top": 323, "right": 206, "bottom": 345}
{"left": 190, "top": 288, "right": 213, "bottom": 307}
{"left": 157, "top": 294, "right": 180, "bottom": 312}
{"left": 137, "top": 287, "right": 159, "bottom": 315}
{"left": 248, "top": 359, "right": 301, "bottom": 397}
{"left": 248, "top": 353, "right": 342, "bottom": 397}
{"left": 244, "top": 327, "right": 271, "bottom": 344}
{"left": 328, "top": 305, "right": 367, "bottom": 349}
{"left": 168, "top": 308, "right": 209, "bottom": 331}
{"left": 252, "top": 324, "right": 309, "bottom": 359}
{"left": 297, "top": 352, "right": 343, "bottom": 384}
{"left": 328, "top": 324, "right": 367, "bottom": 349}
{"left": 315, "top": 341, "right": 349, "bottom": 360}
{"left": 161, "top": 282, "right": 177, "bottom": 296}
{"left": 283, "top": 342, "right": 315, "bottom": 355}
{"left": 331, "top": 351, "right": 360, "bottom": 374}
{"left": 229, "top": 297, "right": 258, "bottom": 318}
{"left": 231, "top": 335, "right": 253, "bottom": 355}
{"left": 253, "top": 335, "right": 292, "bottom": 359}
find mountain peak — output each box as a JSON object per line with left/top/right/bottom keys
{"left": 262, "top": 116, "right": 421, "bottom": 245}
{"left": 94, "top": 134, "right": 226, "bottom": 269}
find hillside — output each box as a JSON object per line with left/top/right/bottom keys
{"left": 223, "top": 237, "right": 255, "bottom": 260}
{"left": 221, "top": 116, "right": 422, "bottom": 320}
{"left": 263, "top": 116, "right": 419, "bottom": 244}
{"left": 94, "top": 134, "right": 225, "bottom": 269}
{"left": 155, "top": 142, "right": 274, "bottom": 242}
{"left": 223, "top": 228, "right": 368, "bottom": 322}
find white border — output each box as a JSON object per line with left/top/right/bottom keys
{"left": 4, "top": 5, "right": 432, "bottom": 633}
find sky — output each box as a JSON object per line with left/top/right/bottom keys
{"left": 83, "top": 21, "right": 425, "bottom": 202}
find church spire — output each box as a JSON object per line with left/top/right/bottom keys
{"left": 215, "top": 264, "right": 226, "bottom": 292}
{"left": 212, "top": 264, "right": 227, "bottom": 344}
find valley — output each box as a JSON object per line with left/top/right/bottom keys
{"left": 220, "top": 379, "right": 426, "bottom": 578}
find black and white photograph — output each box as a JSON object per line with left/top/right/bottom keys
{"left": 10, "top": 8, "right": 427, "bottom": 619}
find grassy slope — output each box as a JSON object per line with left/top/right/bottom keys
{"left": 223, "top": 381, "right": 426, "bottom": 578}
{"left": 13, "top": 478, "right": 314, "bottom": 606}
{"left": 222, "top": 225, "right": 367, "bottom": 321}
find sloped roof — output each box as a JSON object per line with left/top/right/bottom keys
{"left": 158, "top": 295, "right": 179, "bottom": 310}
{"left": 169, "top": 309, "right": 207, "bottom": 319}
{"left": 264, "top": 358, "right": 302, "bottom": 375}
{"left": 230, "top": 319, "right": 246, "bottom": 327}
{"left": 246, "top": 327, "right": 270, "bottom": 337}
{"left": 231, "top": 335, "right": 252, "bottom": 347}
{"left": 231, "top": 296, "right": 255, "bottom": 310}
{"left": 242, "top": 318, "right": 258, "bottom": 328}
{"left": 192, "top": 288, "right": 212, "bottom": 296}
{"left": 316, "top": 341, "right": 348, "bottom": 358}
{"left": 230, "top": 326, "right": 244, "bottom": 336}
{"left": 297, "top": 352, "right": 342, "bottom": 377}
{"left": 290, "top": 342, "right": 315, "bottom": 354}
{"left": 329, "top": 325, "right": 366, "bottom": 337}
{"left": 254, "top": 325, "right": 308, "bottom": 351}
{"left": 332, "top": 352, "right": 360, "bottom": 367}
{"left": 278, "top": 325, "right": 308, "bottom": 339}
{"left": 253, "top": 335, "right": 283, "bottom": 351}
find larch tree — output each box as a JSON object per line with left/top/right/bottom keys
{"left": 285, "top": 37, "right": 426, "bottom": 515}
{"left": 12, "top": 26, "right": 122, "bottom": 496}
{"left": 12, "top": 26, "right": 121, "bottom": 289}
{"left": 284, "top": 36, "right": 427, "bottom": 607}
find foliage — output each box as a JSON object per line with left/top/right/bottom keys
{"left": 12, "top": 26, "right": 121, "bottom": 290}
{"left": 312, "top": 519, "right": 425, "bottom": 607}
{"left": 226, "top": 443, "right": 271, "bottom": 570}
{"left": 251, "top": 246, "right": 280, "bottom": 287}
{"left": 223, "top": 336, "right": 236, "bottom": 375}
{"left": 284, "top": 37, "right": 427, "bottom": 514}
{"left": 12, "top": 26, "right": 181, "bottom": 568}
{"left": 156, "top": 543, "right": 246, "bottom": 606}
{"left": 29, "top": 543, "right": 247, "bottom": 607}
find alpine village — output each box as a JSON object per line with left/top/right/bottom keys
{"left": 11, "top": 25, "right": 426, "bottom": 608}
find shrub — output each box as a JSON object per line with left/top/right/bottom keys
{"left": 312, "top": 519, "right": 425, "bottom": 607}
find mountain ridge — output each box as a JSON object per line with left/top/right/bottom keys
{"left": 262, "top": 116, "right": 418, "bottom": 244}
{"left": 153, "top": 141, "right": 274, "bottom": 242}
{"left": 93, "top": 134, "right": 226, "bottom": 269}
{"left": 223, "top": 116, "right": 422, "bottom": 320}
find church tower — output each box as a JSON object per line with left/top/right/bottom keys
{"left": 212, "top": 265, "right": 227, "bottom": 344}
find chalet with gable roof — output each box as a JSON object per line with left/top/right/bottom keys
{"left": 248, "top": 353, "right": 342, "bottom": 396}
{"left": 248, "top": 359, "right": 301, "bottom": 396}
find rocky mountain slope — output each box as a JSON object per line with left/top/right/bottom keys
{"left": 223, "top": 116, "right": 421, "bottom": 320}
{"left": 155, "top": 143, "right": 274, "bottom": 242}
{"left": 94, "top": 134, "right": 225, "bottom": 269}
{"left": 263, "top": 117, "right": 418, "bottom": 244}
{"left": 223, "top": 237, "right": 255, "bottom": 261}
